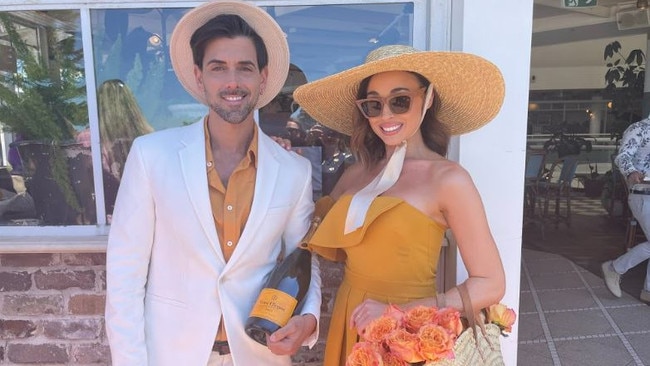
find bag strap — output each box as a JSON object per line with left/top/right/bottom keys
{"left": 457, "top": 282, "right": 489, "bottom": 343}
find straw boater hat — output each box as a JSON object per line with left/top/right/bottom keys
{"left": 293, "top": 45, "right": 505, "bottom": 136}
{"left": 169, "top": 0, "right": 289, "bottom": 109}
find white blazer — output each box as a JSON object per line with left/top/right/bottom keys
{"left": 105, "top": 120, "right": 321, "bottom": 366}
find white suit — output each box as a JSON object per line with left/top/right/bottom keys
{"left": 105, "top": 120, "right": 321, "bottom": 366}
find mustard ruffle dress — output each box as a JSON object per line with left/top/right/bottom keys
{"left": 308, "top": 195, "right": 446, "bottom": 366}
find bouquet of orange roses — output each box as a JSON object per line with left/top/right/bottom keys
{"left": 346, "top": 303, "right": 516, "bottom": 366}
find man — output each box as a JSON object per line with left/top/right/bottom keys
{"left": 105, "top": 1, "right": 321, "bottom": 365}
{"left": 601, "top": 116, "right": 650, "bottom": 303}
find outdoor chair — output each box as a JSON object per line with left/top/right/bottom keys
{"left": 523, "top": 150, "right": 547, "bottom": 238}
{"left": 537, "top": 155, "right": 580, "bottom": 228}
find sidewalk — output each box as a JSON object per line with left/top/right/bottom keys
{"left": 518, "top": 248, "right": 650, "bottom": 366}
{"left": 519, "top": 193, "right": 650, "bottom": 365}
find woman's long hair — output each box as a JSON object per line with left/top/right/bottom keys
{"left": 97, "top": 79, "right": 154, "bottom": 179}
{"left": 350, "top": 72, "right": 450, "bottom": 168}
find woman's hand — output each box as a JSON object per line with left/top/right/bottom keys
{"left": 350, "top": 299, "right": 388, "bottom": 336}
{"left": 270, "top": 136, "right": 292, "bottom": 151}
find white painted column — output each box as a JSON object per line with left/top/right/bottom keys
{"left": 447, "top": 1, "right": 534, "bottom": 365}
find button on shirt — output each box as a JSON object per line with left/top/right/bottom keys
{"left": 615, "top": 117, "right": 650, "bottom": 177}
{"left": 204, "top": 122, "right": 257, "bottom": 262}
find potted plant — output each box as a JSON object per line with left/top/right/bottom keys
{"left": 0, "top": 13, "right": 92, "bottom": 224}
{"left": 542, "top": 125, "right": 593, "bottom": 158}
{"left": 603, "top": 40, "right": 645, "bottom": 143}
{"left": 582, "top": 163, "right": 607, "bottom": 198}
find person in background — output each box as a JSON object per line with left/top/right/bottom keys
{"left": 97, "top": 79, "right": 155, "bottom": 219}
{"left": 293, "top": 44, "right": 506, "bottom": 365}
{"left": 104, "top": 1, "right": 321, "bottom": 365}
{"left": 602, "top": 116, "right": 650, "bottom": 303}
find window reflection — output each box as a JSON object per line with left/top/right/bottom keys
{"left": 0, "top": 10, "right": 92, "bottom": 226}
{"left": 259, "top": 3, "right": 413, "bottom": 199}
{"left": 0, "top": 2, "right": 415, "bottom": 228}
{"left": 91, "top": 9, "right": 202, "bottom": 132}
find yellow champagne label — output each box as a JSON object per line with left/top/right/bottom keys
{"left": 249, "top": 288, "right": 298, "bottom": 327}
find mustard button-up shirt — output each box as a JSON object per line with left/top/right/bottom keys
{"left": 204, "top": 121, "right": 258, "bottom": 341}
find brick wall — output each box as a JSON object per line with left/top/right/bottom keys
{"left": 0, "top": 253, "right": 341, "bottom": 365}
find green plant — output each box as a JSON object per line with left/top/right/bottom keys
{"left": 0, "top": 13, "right": 87, "bottom": 212}
{"left": 0, "top": 13, "right": 87, "bottom": 141}
{"left": 603, "top": 40, "right": 645, "bottom": 142}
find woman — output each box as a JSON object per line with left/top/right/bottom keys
{"left": 97, "top": 79, "right": 154, "bottom": 218}
{"left": 293, "top": 45, "right": 506, "bottom": 365}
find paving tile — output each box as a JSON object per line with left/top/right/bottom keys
{"left": 520, "top": 274, "right": 531, "bottom": 291}
{"left": 522, "top": 249, "right": 564, "bottom": 261}
{"left": 544, "top": 309, "right": 613, "bottom": 338}
{"left": 529, "top": 271, "right": 585, "bottom": 290}
{"left": 626, "top": 332, "right": 650, "bottom": 364}
{"left": 554, "top": 337, "right": 636, "bottom": 366}
{"left": 536, "top": 288, "right": 597, "bottom": 311}
{"left": 518, "top": 291, "right": 537, "bottom": 313}
{"left": 516, "top": 342, "right": 555, "bottom": 366}
{"left": 580, "top": 267, "right": 608, "bottom": 288}
{"left": 607, "top": 305, "right": 650, "bottom": 333}
{"left": 525, "top": 257, "right": 575, "bottom": 274}
{"left": 518, "top": 312, "right": 546, "bottom": 342}
{"left": 593, "top": 286, "right": 647, "bottom": 307}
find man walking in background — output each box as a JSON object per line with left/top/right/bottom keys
{"left": 602, "top": 116, "right": 650, "bottom": 303}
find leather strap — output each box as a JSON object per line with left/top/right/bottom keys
{"left": 457, "top": 282, "right": 489, "bottom": 342}
{"left": 436, "top": 292, "right": 446, "bottom": 308}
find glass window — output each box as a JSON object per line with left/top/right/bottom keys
{"left": 0, "top": 1, "right": 416, "bottom": 232}
{"left": 0, "top": 10, "right": 93, "bottom": 226}
{"left": 261, "top": 3, "right": 413, "bottom": 199}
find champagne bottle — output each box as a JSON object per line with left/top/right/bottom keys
{"left": 245, "top": 217, "right": 321, "bottom": 346}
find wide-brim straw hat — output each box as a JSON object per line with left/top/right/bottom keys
{"left": 293, "top": 45, "right": 505, "bottom": 136}
{"left": 170, "top": 0, "right": 289, "bottom": 109}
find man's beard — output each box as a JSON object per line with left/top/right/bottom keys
{"left": 209, "top": 91, "right": 257, "bottom": 125}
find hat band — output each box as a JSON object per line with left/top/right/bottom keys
{"left": 344, "top": 141, "right": 406, "bottom": 234}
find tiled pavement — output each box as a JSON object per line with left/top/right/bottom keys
{"left": 520, "top": 193, "right": 650, "bottom": 366}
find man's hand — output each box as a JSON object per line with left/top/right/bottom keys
{"left": 627, "top": 171, "right": 644, "bottom": 186}
{"left": 266, "top": 314, "right": 316, "bottom": 355}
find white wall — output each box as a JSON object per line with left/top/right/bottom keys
{"left": 449, "top": 1, "right": 534, "bottom": 365}
{"left": 530, "top": 33, "right": 647, "bottom": 91}
{"left": 531, "top": 66, "right": 605, "bottom": 90}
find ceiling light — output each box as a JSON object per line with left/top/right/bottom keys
{"left": 637, "top": 0, "right": 648, "bottom": 10}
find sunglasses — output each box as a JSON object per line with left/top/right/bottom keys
{"left": 355, "top": 87, "right": 426, "bottom": 119}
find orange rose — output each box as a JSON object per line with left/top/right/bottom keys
{"left": 417, "top": 323, "right": 455, "bottom": 362}
{"left": 403, "top": 305, "right": 438, "bottom": 333}
{"left": 363, "top": 314, "right": 400, "bottom": 343}
{"left": 434, "top": 307, "right": 463, "bottom": 337}
{"left": 381, "top": 350, "right": 409, "bottom": 366}
{"left": 385, "top": 328, "right": 425, "bottom": 363}
{"left": 346, "top": 342, "right": 384, "bottom": 366}
{"left": 486, "top": 303, "right": 516, "bottom": 333}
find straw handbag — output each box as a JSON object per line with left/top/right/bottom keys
{"left": 426, "top": 283, "right": 505, "bottom": 366}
